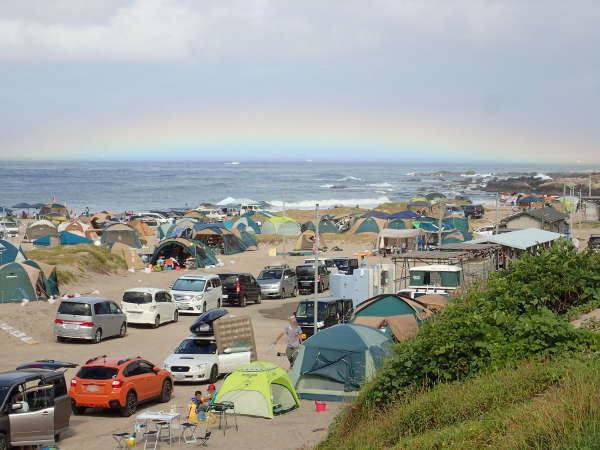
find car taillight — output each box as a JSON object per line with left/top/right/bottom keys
{"left": 236, "top": 282, "right": 241, "bottom": 294}
{"left": 55, "top": 319, "right": 64, "bottom": 324}
{"left": 70, "top": 379, "right": 77, "bottom": 386}
{"left": 79, "top": 322, "right": 94, "bottom": 327}
{"left": 112, "top": 380, "right": 123, "bottom": 388}
{"left": 317, "top": 275, "right": 321, "bottom": 282}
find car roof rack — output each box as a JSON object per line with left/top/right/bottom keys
{"left": 85, "top": 355, "right": 107, "bottom": 364}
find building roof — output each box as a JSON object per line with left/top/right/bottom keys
{"left": 378, "top": 229, "right": 423, "bottom": 239}
{"left": 466, "top": 228, "right": 564, "bottom": 250}
{"left": 502, "top": 207, "right": 568, "bottom": 225}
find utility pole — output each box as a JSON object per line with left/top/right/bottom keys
{"left": 313, "top": 203, "right": 320, "bottom": 336}
{"left": 495, "top": 191, "right": 500, "bottom": 235}
{"left": 590, "top": 174, "right": 593, "bottom": 197}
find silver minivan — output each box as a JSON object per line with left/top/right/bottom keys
{"left": 54, "top": 297, "right": 127, "bottom": 344}
{"left": 257, "top": 267, "right": 298, "bottom": 298}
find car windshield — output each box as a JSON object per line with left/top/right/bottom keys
{"left": 296, "top": 266, "right": 314, "bottom": 277}
{"left": 122, "top": 292, "right": 153, "bottom": 304}
{"left": 218, "top": 274, "right": 239, "bottom": 285}
{"left": 258, "top": 269, "right": 282, "bottom": 280}
{"left": 172, "top": 279, "right": 206, "bottom": 292}
{"left": 76, "top": 367, "right": 118, "bottom": 379}
{"left": 333, "top": 259, "right": 349, "bottom": 268}
{"left": 174, "top": 339, "right": 217, "bottom": 354}
{"left": 295, "top": 301, "right": 328, "bottom": 321}
{"left": 58, "top": 302, "right": 92, "bottom": 316}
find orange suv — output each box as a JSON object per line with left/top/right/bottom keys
{"left": 69, "top": 356, "right": 174, "bottom": 417}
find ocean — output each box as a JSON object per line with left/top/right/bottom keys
{"left": 0, "top": 161, "right": 573, "bottom": 214}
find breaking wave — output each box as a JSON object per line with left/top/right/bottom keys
{"left": 337, "top": 176, "right": 363, "bottom": 181}
{"left": 268, "top": 196, "right": 391, "bottom": 210}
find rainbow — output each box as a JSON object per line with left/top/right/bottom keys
{"left": 3, "top": 108, "right": 598, "bottom": 163}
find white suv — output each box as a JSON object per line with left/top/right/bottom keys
{"left": 164, "top": 335, "right": 251, "bottom": 383}
{"left": 196, "top": 208, "right": 226, "bottom": 222}
{"left": 170, "top": 274, "right": 222, "bottom": 314}
{"left": 121, "top": 288, "right": 179, "bottom": 328}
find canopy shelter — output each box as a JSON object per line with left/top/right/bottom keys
{"left": 295, "top": 230, "right": 326, "bottom": 251}
{"left": 261, "top": 216, "right": 301, "bottom": 236}
{"left": 100, "top": 223, "right": 142, "bottom": 249}
{"left": 0, "top": 262, "right": 46, "bottom": 303}
{"left": 109, "top": 242, "right": 145, "bottom": 271}
{"left": 215, "top": 362, "right": 300, "bottom": 419}
{"left": 39, "top": 203, "right": 70, "bottom": 221}
{"left": 33, "top": 231, "right": 93, "bottom": 246}
{"left": 22, "top": 260, "right": 60, "bottom": 297}
{"left": 0, "top": 239, "right": 27, "bottom": 265}
{"left": 26, "top": 220, "right": 58, "bottom": 241}
{"left": 378, "top": 229, "right": 423, "bottom": 253}
{"left": 150, "top": 238, "right": 218, "bottom": 268}
{"left": 290, "top": 324, "right": 393, "bottom": 401}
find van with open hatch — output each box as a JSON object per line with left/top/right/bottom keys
{"left": 170, "top": 274, "right": 223, "bottom": 314}
{"left": 0, "top": 360, "right": 76, "bottom": 448}
{"left": 121, "top": 288, "right": 179, "bottom": 328}
{"left": 294, "top": 297, "right": 354, "bottom": 339}
{"left": 54, "top": 298, "right": 127, "bottom": 344}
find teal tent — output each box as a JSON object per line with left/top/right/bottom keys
{"left": 23, "top": 260, "right": 60, "bottom": 297}
{"left": 386, "top": 219, "right": 407, "bottom": 230}
{"left": 0, "top": 262, "right": 45, "bottom": 303}
{"left": 150, "top": 238, "right": 218, "bottom": 268}
{"left": 33, "top": 231, "right": 92, "bottom": 246}
{"left": 319, "top": 219, "right": 338, "bottom": 233}
{"left": 0, "top": 239, "right": 27, "bottom": 265}
{"left": 353, "top": 218, "right": 381, "bottom": 234}
{"left": 290, "top": 324, "right": 393, "bottom": 401}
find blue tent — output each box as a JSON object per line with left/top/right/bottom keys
{"left": 33, "top": 231, "right": 93, "bottom": 246}
{"left": 0, "top": 240, "right": 27, "bottom": 265}
{"left": 389, "top": 210, "right": 419, "bottom": 219}
{"left": 362, "top": 211, "right": 391, "bottom": 220}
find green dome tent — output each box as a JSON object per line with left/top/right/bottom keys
{"left": 301, "top": 221, "right": 316, "bottom": 233}
{"left": 290, "top": 324, "right": 393, "bottom": 401}
{"left": 261, "top": 216, "right": 301, "bottom": 235}
{"left": 101, "top": 223, "right": 142, "bottom": 249}
{"left": 350, "top": 217, "right": 384, "bottom": 234}
{"left": 22, "top": 260, "right": 60, "bottom": 297}
{"left": 386, "top": 219, "right": 407, "bottom": 230}
{"left": 318, "top": 218, "right": 338, "bottom": 233}
{"left": 0, "top": 262, "right": 45, "bottom": 303}
{"left": 215, "top": 362, "right": 300, "bottom": 419}
{"left": 150, "top": 238, "right": 218, "bottom": 268}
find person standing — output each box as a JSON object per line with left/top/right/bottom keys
{"left": 273, "top": 316, "right": 302, "bottom": 367}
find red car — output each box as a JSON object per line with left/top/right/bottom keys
{"left": 69, "top": 356, "right": 173, "bottom": 417}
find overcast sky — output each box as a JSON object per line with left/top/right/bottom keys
{"left": 1, "top": 0, "right": 599, "bottom": 163}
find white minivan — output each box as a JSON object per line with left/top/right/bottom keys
{"left": 121, "top": 288, "right": 179, "bottom": 328}
{"left": 170, "top": 274, "right": 222, "bottom": 314}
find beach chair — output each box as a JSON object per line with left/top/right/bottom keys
{"left": 112, "top": 432, "right": 130, "bottom": 449}
{"left": 197, "top": 430, "right": 212, "bottom": 447}
{"left": 143, "top": 429, "right": 160, "bottom": 450}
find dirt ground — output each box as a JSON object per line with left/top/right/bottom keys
{"left": 0, "top": 241, "right": 382, "bottom": 450}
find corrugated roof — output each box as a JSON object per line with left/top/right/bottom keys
{"left": 466, "top": 228, "right": 564, "bottom": 250}
{"left": 502, "top": 207, "right": 568, "bottom": 225}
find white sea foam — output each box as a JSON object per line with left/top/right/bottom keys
{"left": 461, "top": 172, "right": 494, "bottom": 178}
{"left": 268, "top": 196, "right": 391, "bottom": 210}
{"left": 367, "top": 182, "right": 393, "bottom": 188}
{"left": 319, "top": 184, "right": 335, "bottom": 188}
{"left": 337, "top": 176, "right": 363, "bottom": 182}
{"left": 535, "top": 173, "right": 552, "bottom": 180}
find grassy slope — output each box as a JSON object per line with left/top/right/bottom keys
{"left": 27, "top": 244, "right": 126, "bottom": 284}
{"left": 318, "top": 355, "right": 600, "bottom": 450}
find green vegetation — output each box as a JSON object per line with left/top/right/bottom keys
{"left": 28, "top": 244, "right": 126, "bottom": 284}
{"left": 320, "top": 243, "right": 600, "bottom": 449}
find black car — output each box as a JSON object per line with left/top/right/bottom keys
{"left": 588, "top": 234, "right": 600, "bottom": 251}
{"left": 294, "top": 297, "right": 354, "bottom": 338}
{"left": 0, "top": 361, "right": 76, "bottom": 449}
{"left": 461, "top": 204, "right": 485, "bottom": 219}
{"left": 331, "top": 258, "right": 359, "bottom": 275}
{"left": 218, "top": 273, "right": 262, "bottom": 307}
{"left": 296, "top": 264, "right": 330, "bottom": 294}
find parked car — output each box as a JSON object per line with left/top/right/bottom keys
{"left": 257, "top": 266, "right": 298, "bottom": 298}
{"left": 0, "top": 360, "right": 76, "bottom": 448}
{"left": 296, "top": 264, "right": 330, "bottom": 294}
{"left": 303, "top": 258, "right": 339, "bottom": 275}
{"left": 195, "top": 208, "right": 226, "bottom": 222}
{"left": 69, "top": 356, "right": 173, "bottom": 417}
{"left": 163, "top": 335, "right": 251, "bottom": 384}
{"left": 54, "top": 298, "right": 127, "bottom": 344}
{"left": 461, "top": 204, "right": 485, "bottom": 219}
{"left": 331, "top": 257, "right": 359, "bottom": 275}
{"left": 294, "top": 297, "right": 354, "bottom": 339}
{"left": 445, "top": 204, "right": 466, "bottom": 217}
{"left": 217, "top": 273, "right": 261, "bottom": 307}
{"left": 121, "top": 288, "right": 178, "bottom": 328}
{"left": 170, "top": 274, "right": 223, "bottom": 314}
{"left": 588, "top": 234, "right": 600, "bottom": 251}
{"left": 138, "top": 212, "right": 169, "bottom": 224}
{"left": 474, "top": 225, "right": 495, "bottom": 237}
{"left": 0, "top": 220, "right": 19, "bottom": 237}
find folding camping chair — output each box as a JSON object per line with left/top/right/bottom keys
{"left": 112, "top": 432, "right": 131, "bottom": 449}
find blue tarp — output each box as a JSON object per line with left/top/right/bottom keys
{"left": 389, "top": 210, "right": 419, "bottom": 219}
{"left": 33, "top": 231, "right": 92, "bottom": 246}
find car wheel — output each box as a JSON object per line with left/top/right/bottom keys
{"left": 160, "top": 380, "right": 172, "bottom": 403}
{"left": 173, "top": 310, "right": 179, "bottom": 322}
{"left": 72, "top": 404, "right": 86, "bottom": 415}
{"left": 292, "top": 287, "right": 298, "bottom": 297}
{"left": 0, "top": 433, "right": 8, "bottom": 450}
{"left": 153, "top": 315, "right": 160, "bottom": 329}
{"left": 255, "top": 293, "right": 262, "bottom": 304}
{"left": 93, "top": 329, "right": 102, "bottom": 344}
{"left": 281, "top": 288, "right": 286, "bottom": 299}
{"left": 120, "top": 391, "right": 138, "bottom": 417}
{"left": 208, "top": 365, "right": 219, "bottom": 384}
{"left": 202, "top": 302, "right": 207, "bottom": 313}
{"left": 217, "top": 298, "right": 222, "bottom": 308}
{"left": 54, "top": 433, "right": 61, "bottom": 442}
{"left": 240, "top": 295, "right": 247, "bottom": 307}
{"left": 119, "top": 323, "right": 127, "bottom": 338}
{"left": 56, "top": 336, "right": 65, "bottom": 343}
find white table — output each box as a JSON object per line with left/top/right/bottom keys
{"left": 136, "top": 411, "right": 181, "bottom": 447}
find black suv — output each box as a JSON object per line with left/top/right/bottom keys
{"left": 0, "top": 360, "right": 76, "bottom": 449}
{"left": 461, "top": 204, "right": 485, "bottom": 219}
{"left": 218, "top": 273, "right": 262, "bottom": 307}
{"left": 588, "top": 234, "right": 600, "bottom": 251}
{"left": 332, "top": 258, "right": 359, "bottom": 275}
{"left": 296, "top": 264, "right": 330, "bottom": 294}
{"left": 294, "top": 297, "right": 354, "bottom": 338}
